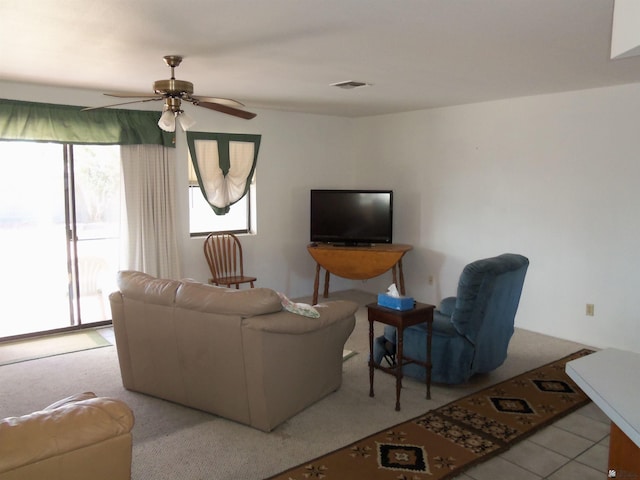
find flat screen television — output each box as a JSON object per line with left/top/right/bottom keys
{"left": 310, "top": 189, "right": 393, "bottom": 245}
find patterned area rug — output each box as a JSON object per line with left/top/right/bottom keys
{"left": 266, "top": 349, "right": 594, "bottom": 480}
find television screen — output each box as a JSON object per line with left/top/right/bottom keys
{"left": 310, "top": 189, "right": 393, "bottom": 245}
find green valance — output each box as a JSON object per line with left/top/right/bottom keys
{"left": 187, "top": 131, "right": 261, "bottom": 215}
{"left": 0, "top": 99, "right": 174, "bottom": 147}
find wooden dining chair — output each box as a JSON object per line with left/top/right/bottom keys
{"left": 203, "top": 233, "right": 256, "bottom": 288}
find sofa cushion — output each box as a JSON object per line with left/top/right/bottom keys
{"left": 175, "top": 282, "right": 282, "bottom": 316}
{"left": 116, "top": 271, "right": 180, "bottom": 306}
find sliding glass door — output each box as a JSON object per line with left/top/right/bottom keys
{"left": 0, "top": 141, "right": 121, "bottom": 339}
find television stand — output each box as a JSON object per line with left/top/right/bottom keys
{"left": 307, "top": 243, "right": 413, "bottom": 305}
{"left": 333, "top": 242, "right": 372, "bottom": 248}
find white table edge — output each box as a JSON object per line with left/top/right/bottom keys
{"left": 565, "top": 348, "right": 640, "bottom": 447}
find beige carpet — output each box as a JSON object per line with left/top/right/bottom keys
{"left": 0, "top": 290, "right": 597, "bottom": 480}
{"left": 0, "top": 329, "right": 111, "bottom": 365}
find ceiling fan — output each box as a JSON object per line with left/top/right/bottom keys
{"left": 84, "top": 55, "right": 256, "bottom": 131}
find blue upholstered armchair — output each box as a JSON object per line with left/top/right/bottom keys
{"left": 373, "top": 253, "right": 529, "bottom": 385}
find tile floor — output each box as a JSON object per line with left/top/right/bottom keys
{"left": 455, "top": 402, "right": 611, "bottom": 480}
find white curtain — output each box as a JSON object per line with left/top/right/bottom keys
{"left": 120, "top": 144, "right": 181, "bottom": 279}
{"left": 191, "top": 140, "right": 255, "bottom": 209}
{"left": 186, "top": 132, "right": 261, "bottom": 215}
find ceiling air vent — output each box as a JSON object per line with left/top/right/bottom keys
{"left": 331, "top": 80, "right": 371, "bottom": 90}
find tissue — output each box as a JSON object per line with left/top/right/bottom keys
{"left": 386, "top": 283, "right": 400, "bottom": 298}
{"left": 377, "top": 283, "right": 414, "bottom": 311}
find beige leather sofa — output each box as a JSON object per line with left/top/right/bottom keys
{"left": 109, "top": 270, "right": 358, "bottom": 432}
{"left": 0, "top": 392, "right": 134, "bottom": 480}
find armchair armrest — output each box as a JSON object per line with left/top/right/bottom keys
{"left": 437, "top": 296, "right": 457, "bottom": 317}
{"left": 0, "top": 392, "right": 134, "bottom": 475}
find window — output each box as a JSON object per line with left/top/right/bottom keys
{"left": 188, "top": 175, "right": 255, "bottom": 236}
{"left": 186, "top": 132, "right": 260, "bottom": 237}
{"left": 0, "top": 141, "right": 121, "bottom": 338}
{"left": 0, "top": 99, "right": 180, "bottom": 326}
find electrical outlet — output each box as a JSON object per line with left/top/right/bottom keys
{"left": 586, "top": 304, "right": 595, "bottom": 316}
{"left": 428, "top": 275, "right": 434, "bottom": 285}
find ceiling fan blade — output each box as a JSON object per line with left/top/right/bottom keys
{"left": 81, "top": 97, "right": 163, "bottom": 111}
{"left": 191, "top": 96, "right": 245, "bottom": 107}
{"left": 197, "top": 101, "right": 257, "bottom": 120}
{"left": 104, "top": 92, "right": 162, "bottom": 99}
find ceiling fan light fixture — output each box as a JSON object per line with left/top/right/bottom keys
{"left": 177, "top": 110, "right": 196, "bottom": 131}
{"left": 158, "top": 108, "right": 176, "bottom": 132}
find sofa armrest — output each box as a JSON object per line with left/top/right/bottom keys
{"left": 241, "top": 300, "right": 359, "bottom": 334}
{"left": 241, "top": 300, "right": 358, "bottom": 431}
{"left": 0, "top": 393, "right": 134, "bottom": 474}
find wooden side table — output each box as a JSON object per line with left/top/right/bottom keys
{"left": 367, "top": 302, "right": 435, "bottom": 411}
{"left": 307, "top": 243, "right": 412, "bottom": 305}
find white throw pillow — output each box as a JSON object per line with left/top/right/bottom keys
{"left": 277, "top": 292, "right": 320, "bottom": 318}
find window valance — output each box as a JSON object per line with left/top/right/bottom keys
{"left": 186, "top": 131, "right": 261, "bottom": 215}
{"left": 0, "top": 99, "right": 174, "bottom": 147}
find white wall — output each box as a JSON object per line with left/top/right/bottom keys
{"left": 353, "top": 84, "right": 640, "bottom": 352}
{"left": 3, "top": 80, "right": 640, "bottom": 352}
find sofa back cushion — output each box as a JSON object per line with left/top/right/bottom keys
{"left": 116, "top": 271, "right": 282, "bottom": 317}
{"left": 176, "top": 282, "right": 282, "bottom": 316}
{"left": 116, "top": 271, "right": 180, "bottom": 306}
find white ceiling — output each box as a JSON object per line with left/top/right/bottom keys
{"left": 2, "top": 0, "right": 640, "bottom": 117}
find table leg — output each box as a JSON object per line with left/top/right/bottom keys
{"left": 609, "top": 422, "right": 640, "bottom": 476}
{"left": 313, "top": 263, "right": 320, "bottom": 305}
{"left": 426, "top": 317, "right": 432, "bottom": 400}
{"left": 368, "top": 318, "right": 375, "bottom": 398}
{"left": 323, "top": 270, "right": 330, "bottom": 299}
{"left": 398, "top": 259, "right": 406, "bottom": 295}
{"left": 395, "top": 326, "right": 403, "bottom": 411}
{"left": 391, "top": 264, "right": 398, "bottom": 289}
